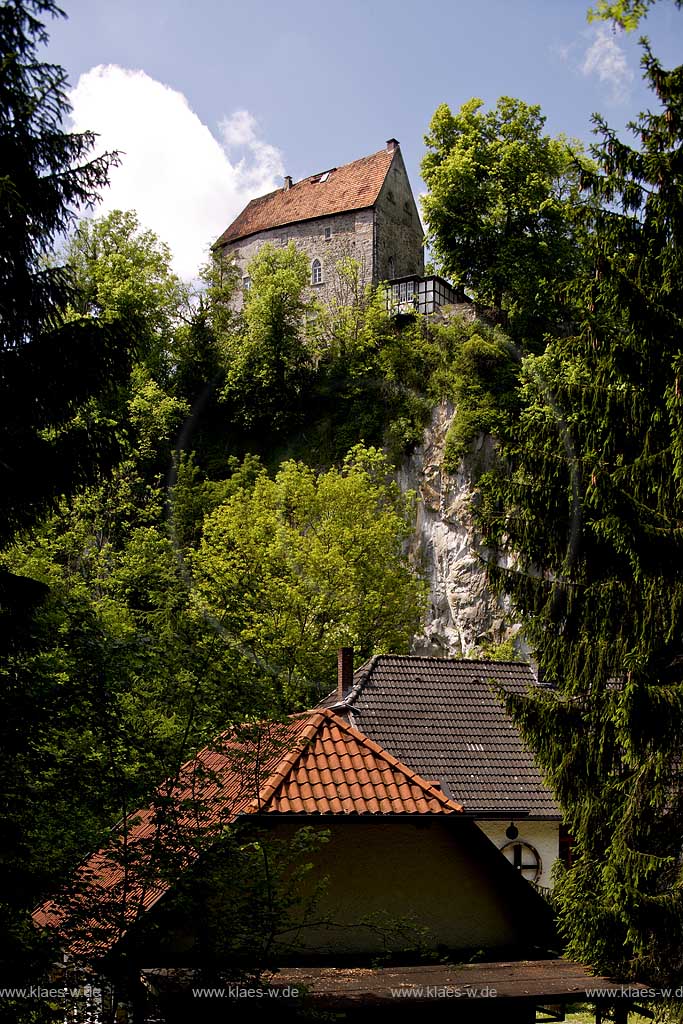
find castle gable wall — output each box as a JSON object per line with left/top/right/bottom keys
{"left": 374, "top": 150, "right": 425, "bottom": 281}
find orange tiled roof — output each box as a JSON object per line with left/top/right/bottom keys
{"left": 257, "top": 709, "right": 462, "bottom": 815}
{"left": 214, "top": 147, "right": 396, "bottom": 246}
{"left": 33, "top": 710, "right": 461, "bottom": 959}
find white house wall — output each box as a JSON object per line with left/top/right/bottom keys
{"left": 475, "top": 819, "right": 560, "bottom": 890}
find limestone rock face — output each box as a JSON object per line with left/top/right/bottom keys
{"left": 398, "top": 401, "right": 521, "bottom": 657}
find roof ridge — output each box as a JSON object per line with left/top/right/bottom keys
{"left": 344, "top": 654, "right": 379, "bottom": 705}
{"left": 315, "top": 709, "right": 463, "bottom": 814}
{"left": 365, "top": 654, "right": 533, "bottom": 666}
{"left": 245, "top": 712, "right": 326, "bottom": 814}
{"left": 294, "top": 147, "right": 388, "bottom": 187}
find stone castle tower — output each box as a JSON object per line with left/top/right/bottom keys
{"left": 213, "top": 139, "right": 425, "bottom": 307}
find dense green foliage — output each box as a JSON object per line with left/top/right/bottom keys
{"left": 588, "top": 0, "right": 682, "bottom": 28}
{"left": 442, "top": 329, "right": 521, "bottom": 467}
{"left": 194, "top": 447, "right": 426, "bottom": 703}
{"left": 220, "top": 243, "right": 314, "bottom": 436}
{"left": 421, "top": 97, "right": 589, "bottom": 345}
{"left": 199, "top": 243, "right": 504, "bottom": 469}
{"left": 469, "top": 48, "right": 683, "bottom": 980}
{"left": 0, "top": 0, "right": 140, "bottom": 1001}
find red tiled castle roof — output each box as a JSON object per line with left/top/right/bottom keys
{"left": 214, "top": 147, "right": 396, "bottom": 246}
{"left": 33, "top": 710, "right": 461, "bottom": 959}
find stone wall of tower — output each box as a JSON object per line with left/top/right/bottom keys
{"left": 219, "top": 207, "right": 374, "bottom": 310}
{"left": 374, "top": 149, "right": 425, "bottom": 281}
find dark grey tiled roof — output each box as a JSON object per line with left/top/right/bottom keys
{"left": 321, "top": 656, "right": 560, "bottom": 818}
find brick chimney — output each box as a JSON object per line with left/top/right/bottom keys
{"left": 284, "top": 175, "right": 292, "bottom": 190}
{"left": 386, "top": 138, "right": 399, "bottom": 152}
{"left": 337, "top": 647, "right": 354, "bottom": 701}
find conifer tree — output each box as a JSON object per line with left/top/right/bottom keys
{"left": 477, "top": 49, "right": 683, "bottom": 979}
{"left": 0, "top": 0, "right": 133, "bottom": 547}
{"left": 0, "top": 0, "right": 135, "bottom": 998}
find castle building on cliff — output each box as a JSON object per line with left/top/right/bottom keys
{"left": 214, "top": 138, "right": 458, "bottom": 314}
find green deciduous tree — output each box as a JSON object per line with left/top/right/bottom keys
{"left": 474, "top": 47, "right": 683, "bottom": 980}
{"left": 220, "top": 243, "right": 314, "bottom": 435}
{"left": 0, "top": 457, "right": 274, "bottom": 937}
{"left": 421, "top": 96, "right": 588, "bottom": 344}
{"left": 65, "top": 209, "right": 186, "bottom": 380}
{"left": 168, "top": 252, "right": 240, "bottom": 471}
{"left": 193, "top": 445, "right": 426, "bottom": 705}
{"left": 588, "top": 0, "right": 682, "bottom": 28}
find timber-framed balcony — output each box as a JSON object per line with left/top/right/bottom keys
{"left": 384, "top": 274, "right": 464, "bottom": 315}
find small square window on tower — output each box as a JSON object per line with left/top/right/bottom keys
{"left": 324, "top": 226, "right": 332, "bottom": 241}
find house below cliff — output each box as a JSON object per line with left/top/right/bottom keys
{"left": 323, "top": 652, "right": 563, "bottom": 892}
{"left": 34, "top": 708, "right": 554, "bottom": 968}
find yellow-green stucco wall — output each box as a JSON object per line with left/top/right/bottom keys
{"left": 266, "top": 817, "right": 547, "bottom": 956}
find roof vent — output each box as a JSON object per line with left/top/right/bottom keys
{"left": 283, "top": 175, "right": 292, "bottom": 190}
{"left": 386, "top": 138, "right": 399, "bottom": 152}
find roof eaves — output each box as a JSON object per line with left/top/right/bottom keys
{"left": 222, "top": 205, "right": 377, "bottom": 248}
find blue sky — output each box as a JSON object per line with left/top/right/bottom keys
{"left": 45, "top": 0, "right": 683, "bottom": 278}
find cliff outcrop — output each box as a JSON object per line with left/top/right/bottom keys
{"left": 398, "top": 401, "right": 521, "bottom": 657}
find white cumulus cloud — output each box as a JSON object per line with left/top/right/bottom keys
{"left": 581, "top": 25, "right": 634, "bottom": 103}
{"left": 68, "top": 66, "right": 285, "bottom": 280}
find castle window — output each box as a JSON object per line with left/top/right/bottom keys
{"left": 242, "top": 276, "right": 251, "bottom": 292}
{"left": 311, "top": 259, "right": 323, "bottom": 285}
{"left": 324, "top": 226, "right": 332, "bottom": 241}
{"left": 388, "top": 256, "right": 395, "bottom": 278}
